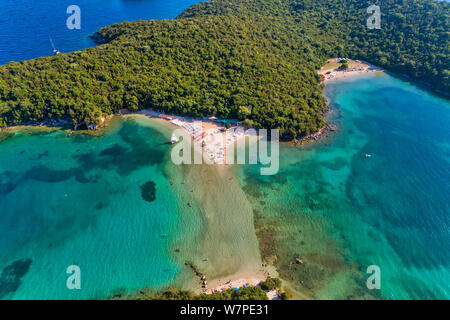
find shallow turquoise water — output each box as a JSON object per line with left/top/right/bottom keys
{"left": 0, "top": 0, "right": 205, "bottom": 300}
{"left": 237, "top": 74, "right": 450, "bottom": 299}
{"left": 2, "top": 0, "right": 447, "bottom": 302}
{"left": 0, "top": 118, "right": 203, "bottom": 299}
{"left": 0, "top": 73, "right": 448, "bottom": 300}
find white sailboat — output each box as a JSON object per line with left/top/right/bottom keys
{"left": 49, "top": 36, "right": 60, "bottom": 55}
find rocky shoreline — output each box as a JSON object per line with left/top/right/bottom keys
{"left": 293, "top": 122, "right": 337, "bottom": 146}
{"left": 0, "top": 115, "right": 112, "bottom": 134}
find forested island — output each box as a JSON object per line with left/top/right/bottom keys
{"left": 0, "top": 0, "right": 448, "bottom": 139}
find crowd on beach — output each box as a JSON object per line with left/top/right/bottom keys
{"left": 207, "top": 278, "right": 262, "bottom": 294}
{"left": 141, "top": 109, "right": 249, "bottom": 164}
{"left": 138, "top": 58, "right": 381, "bottom": 155}
{"left": 170, "top": 118, "right": 246, "bottom": 164}
{"left": 205, "top": 278, "right": 281, "bottom": 300}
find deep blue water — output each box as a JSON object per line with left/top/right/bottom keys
{"left": 0, "top": 0, "right": 201, "bottom": 65}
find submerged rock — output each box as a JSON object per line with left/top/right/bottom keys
{"left": 0, "top": 258, "right": 32, "bottom": 299}
{"left": 140, "top": 181, "right": 156, "bottom": 202}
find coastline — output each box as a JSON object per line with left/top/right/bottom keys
{"left": 138, "top": 109, "right": 253, "bottom": 165}
{"left": 318, "top": 58, "right": 385, "bottom": 83}
{"left": 3, "top": 64, "right": 445, "bottom": 300}
{"left": 0, "top": 58, "right": 392, "bottom": 151}
{"left": 0, "top": 0, "right": 448, "bottom": 301}
{"left": 176, "top": 155, "right": 265, "bottom": 294}
{"left": 1, "top": 113, "right": 269, "bottom": 300}
{"left": 292, "top": 58, "right": 386, "bottom": 146}
{"left": 235, "top": 59, "right": 387, "bottom": 300}
{"left": 0, "top": 59, "right": 388, "bottom": 301}
{"left": 105, "top": 117, "right": 269, "bottom": 299}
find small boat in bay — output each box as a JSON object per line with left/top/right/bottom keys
{"left": 49, "top": 36, "right": 60, "bottom": 55}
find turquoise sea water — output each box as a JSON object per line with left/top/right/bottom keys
{"left": 0, "top": 117, "right": 205, "bottom": 299}
{"left": 237, "top": 73, "right": 449, "bottom": 299}
{"left": 0, "top": 75, "right": 448, "bottom": 300}
{"left": 0, "top": 0, "right": 264, "bottom": 300}
{"left": 0, "top": 0, "right": 449, "bottom": 300}
{"left": 0, "top": 0, "right": 206, "bottom": 299}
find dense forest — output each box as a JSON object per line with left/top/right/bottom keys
{"left": 0, "top": 0, "right": 448, "bottom": 139}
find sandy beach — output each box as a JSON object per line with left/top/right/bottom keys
{"left": 112, "top": 112, "right": 271, "bottom": 299}
{"left": 318, "top": 58, "right": 384, "bottom": 82}
{"left": 139, "top": 109, "right": 253, "bottom": 164}
{"left": 203, "top": 274, "right": 280, "bottom": 300}
{"left": 206, "top": 277, "right": 264, "bottom": 293}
